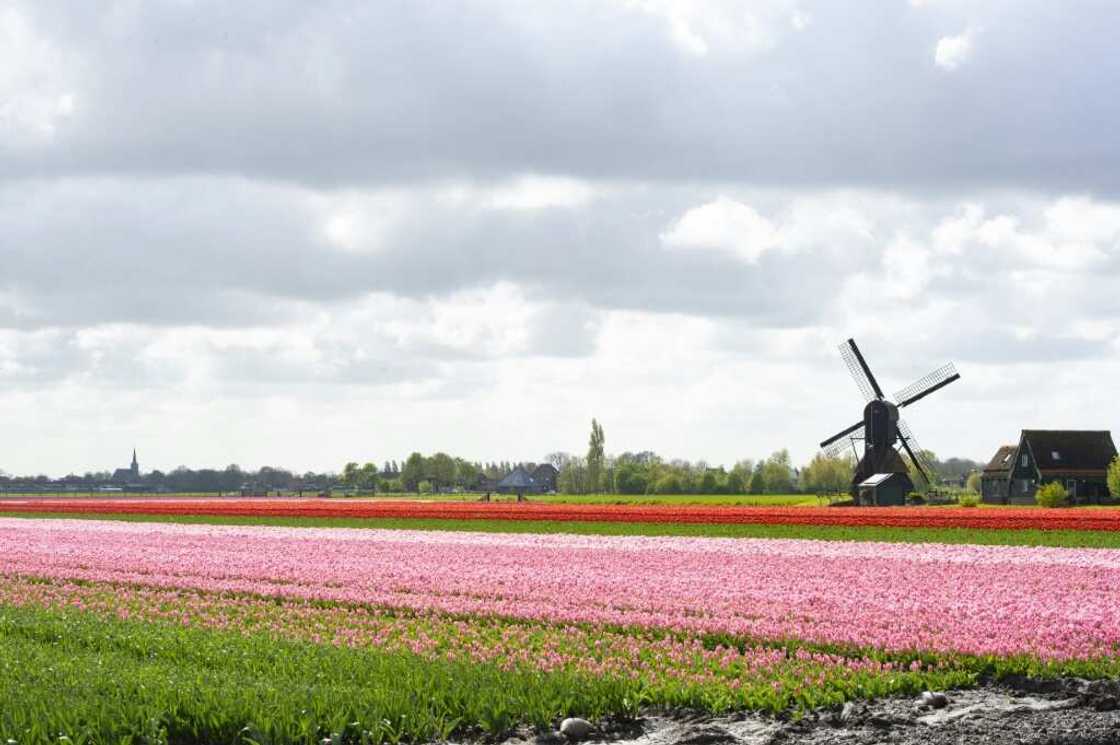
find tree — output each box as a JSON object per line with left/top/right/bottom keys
{"left": 357, "top": 462, "right": 379, "bottom": 492}
{"left": 614, "top": 461, "right": 649, "bottom": 495}
{"left": 760, "top": 450, "right": 794, "bottom": 494}
{"left": 558, "top": 457, "right": 590, "bottom": 494}
{"left": 587, "top": 419, "right": 605, "bottom": 493}
{"left": 799, "top": 453, "right": 854, "bottom": 493}
{"left": 965, "top": 471, "right": 982, "bottom": 493}
{"left": 748, "top": 462, "right": 766, "bottom": 494}
{"left": 427, "top": 452, "right": 456, "bottom": 490}
{"left": 1108, "top": 455, "right": 1120, "bottom": 500}
{"left": 341, "top": 462, "right": 360, "bottom": 487}
{"left": 400, "top": 452, "right": 426, "bottom": 492}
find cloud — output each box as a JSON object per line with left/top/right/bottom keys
{"left": 934, "top": 29, "right": 974, "bottom": 71}
{"left": 1, "top": 2, "right": 1117, "bottom": 193}
{"left": 2, "top": 1, "right": 1120, "bottom": 475}
{"left": 661, "top": 197, "right": 782, "bottom": 263}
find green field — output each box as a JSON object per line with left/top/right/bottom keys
{"left": 6, "top": 510, "right": 1120, "bottom": 548}
{"left": 0, "top": 491, "right": 822, "bottom": 505}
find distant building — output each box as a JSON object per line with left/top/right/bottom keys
{"left": 981, "top": 431, "right": 1117, "bottom": 505}
{"left": 496, "top": 466, "right": 536, "bottom": 497}
{"left": 111, "top": 449, "right": 140, "bottom": 484}
{"left": 109, "top": 449, "right": 151, "bottom": 492}
{"left": 531, "top": 463, "right": 559, "bottom": 493}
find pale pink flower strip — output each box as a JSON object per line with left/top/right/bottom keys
{"left": 2, "top": 518, "right": 1118, "bottom": 660}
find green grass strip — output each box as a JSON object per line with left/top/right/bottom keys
{"left": 5, "top": 510, "right": 1120, "bottom": 547}
{"left": 0, "top": 602, "right": 978, "bottom": 745}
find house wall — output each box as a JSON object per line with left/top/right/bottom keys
{"left": 1008, "top": 442, "right": 1038, "bottom": 503}
{"left": 980, "top": 474, "right": 1009, "bottom": 504}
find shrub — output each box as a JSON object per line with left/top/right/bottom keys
{"left": 957, "top": 491, "right": 980, "bottom": 508}
{"left": 1108, "top": 455, "right": 1120, "bottom": 499}
{"left": 1035, "top": 481, "right": 1069, "bottom": 508}
{"left": 418, "top": 480, "right": 433, "bottom": 495}
{"left": 906, "top": 492, "right": 925, "bottom": 505}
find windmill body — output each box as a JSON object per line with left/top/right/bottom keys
{"left": 820, "top": 339, "right": 961, "bottom": 505}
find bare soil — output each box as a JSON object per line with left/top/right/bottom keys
{"left": 506, "top": 677, "right": 1120, "bottom": 745}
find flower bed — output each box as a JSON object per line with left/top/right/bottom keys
{"left": 4, "top": 497, "right": 1120, "bottom": 531}
{"left": 4, "top": 517, "right": 1120, "bottom": 660}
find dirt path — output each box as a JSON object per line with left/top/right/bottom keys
{"left": 507, "top": 677, "right": 1120, "bottom": 745}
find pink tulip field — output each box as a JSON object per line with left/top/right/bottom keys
{"left": 2, "top": 515, "right": 1119, "bottom": 743}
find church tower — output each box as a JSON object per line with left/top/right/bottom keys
{"left": 131, "top": 449, "right": 139, "bottom": 479}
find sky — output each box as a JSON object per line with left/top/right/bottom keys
{"left": 2, "top": 0, "right": 1119, "bottom": 477}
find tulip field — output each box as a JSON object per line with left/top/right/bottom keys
{"left": 2, "top": 505, "right": 1120, "bottom": 743}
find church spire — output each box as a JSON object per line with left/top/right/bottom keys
{"left": 131, "top": 448, "right": 139, "bottom": 476}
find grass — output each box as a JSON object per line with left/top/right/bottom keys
{"left": 0, "top": 492, "right": 821, "bottom": 506}
{"left": 6, "top": 510, "right": 1120, "bottom": 548}
{"left": 0, "top": 601, "right": 978, "bottom": 745}
{"left": 528, "top": 493, "right": 819, "bottom": 506}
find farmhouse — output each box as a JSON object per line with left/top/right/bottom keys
{"left": 531, "top": 463, "right": 559, "bottom": 493}
{"left": 981, "top": 430, "right": 1117, "bottom": 505}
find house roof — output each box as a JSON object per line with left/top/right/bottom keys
{"left": 497, "top": 467, "right": 535, "bottom": 489}
{"left": 983, "top": 445, "right": 1017, "bottom": 474}
{"left": 859, "top": 472, "right": 905, "bottom": 487}
{"left": 531, "top": 463, "right": 558, "bottom": 477}
{"left": 1022, "top": 430, "right": 1117, "bottom": 472}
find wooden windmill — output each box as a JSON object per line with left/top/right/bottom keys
{"left": 819, "top": 339, "right": 960, "bottom": 503}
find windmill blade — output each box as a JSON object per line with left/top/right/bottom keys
{"left": 895, "top": 363, "right": 960, "bottom": 408}
{"left": 839, "top": 338, "right": 885, "bottom": 402}
{"left": 897, "top": 418, "right": 935, "bottom": 486}
{"left": 820, "top": 420, "right": 864, "bottom": 450}
{"left": 822, "top": 430, "right": 864, "bottom": 459}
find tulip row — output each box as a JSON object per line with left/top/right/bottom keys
{"left": 0, "top": 574, "right": 967, "bottom": 713}
{"left": 5, "top": 497, "right": 1120, "bottom": 531}
{"left": 4, "top": 517, "right": 1120, "bottom": 661}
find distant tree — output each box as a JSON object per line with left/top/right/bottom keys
{"left": 455, "top": 459, "right": 480, "bottom": 489}
{"left": 357, "top": 462, "right": 379, "bottom": 491}
{"left": 652, "top": 472, "right": 683, "bottom": 495}
{"left": 417, "top": 479, "right": 433, "bottom": 495}
{"left": 587, "top": 419, "right": 605, "bottom": 493}
{"left": 558, "top": 457, "right": 590, "bottom": 494}
{"left": 748, "top": 462, "right": 766, "bottom": 494}
{"left": 341, "top": 462, "right": 360, "bottom": 488}
{"left": 1108, "top": 456, "right": 1120, "bottom": 500}
{"left": 400, "top": 452, "right": 426, "bottom": 492}
{"left": 427, "top": 452, "right": 456, "bottom": 490}
{"left": 614, "top": 461, "right": 648, "bottom": 495}
{"left": 725, "top": 469, "right": 746, "bottom": 494}
{"left": 760, "top": 450, "right": 794, "bottom": 493}
{"left": 965, "top": 471, "right": 982, "bottom": 493}
{"left": 799, "top": 454, "right": 854, "bottom": 493}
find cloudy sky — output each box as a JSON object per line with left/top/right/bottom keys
{"left": 3, "top": 0, "right": 1119, "bottom": 476}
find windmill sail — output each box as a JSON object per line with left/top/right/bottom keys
{"left": 839, "top": 339, "right": 884, "bottom": 402}
{"left": 897, "top": 418, "right": 935, "bottom": 486}
{"left": 895, "top": 363, "right": 960, "bottom": 408}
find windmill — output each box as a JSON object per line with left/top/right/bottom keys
{"left": 819, "top": 339, "right": 960, "bottom": 503}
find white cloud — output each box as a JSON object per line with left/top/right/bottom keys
{"left": 934, "top": 28, "right": 974, "bottom": 70}
{"left": 624, "top": 0, "right": 800, "bottom": 56}
{"left": 661, "top": 196, "right": 782, "bottom": 263}
{"left": 0, "top": 7, "right": 81, "bottom": 142}
{"left": 483, "top": 176, "right": 599, "bottom": 211}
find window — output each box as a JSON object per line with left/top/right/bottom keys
{"left": 1021, "top": 454, "right": 1028, "bottom": 467}
{"left": 1052, "top": 451, "right": 1061, "bottom": 461}
{"left": 1021, "top": 480, "right": 1029, "bottom": 494}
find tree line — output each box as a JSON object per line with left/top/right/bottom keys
{"left": 2, "top": 418, "right": 979, "bottom": 495}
